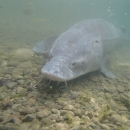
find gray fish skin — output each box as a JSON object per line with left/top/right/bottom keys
{"left": 34, "top": 18, "right": 129, "bottom": 82}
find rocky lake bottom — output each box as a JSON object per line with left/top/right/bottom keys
{"left": 0, "top": 32, "right": 130, "bottom": 130}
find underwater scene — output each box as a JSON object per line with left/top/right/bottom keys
{"left": 0, "top": 0, "right": 130, "bottom": 129}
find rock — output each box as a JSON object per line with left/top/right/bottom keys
{"left": 71, "top": 91, "right": 78, "bottom": 99}
{"left": 17, "top": 80, "right": 24, "bottom": 85}
{"left": 19, "top": 122, "right": 32, "bottom": 130}
{"left": 63, "top": 105, "right": 75, "bottom": 111}
{"left": 36, "top": 109, "right": 51, "bottom": 119}
{"left": 100, "top": 124, "right": 110, "bottom": 130}
{"left": 22, "top": 114, "right": 35, "bottom": 122}
{"left": 44, "top": 101, "right": 56, "bottom": 108}
{"left": 0, "top": 116, "right": 4, "bottom": 122}
{"left": 12, "top": 48, "right": 34, "bottom": 62}
{"left": 56, "top": 98, "right": 66, "bottom": 106}
{"left": 4, "top": 74, "right": 12, "bottom": 79}
{"left": 41, "top": 117, "right": 53, "bottom": 126}
{"left": 6, "top": 82, "right": 17, "bottom": 89}
{"left": 49, "top": 114, "right": 59, "bottom": 121}
{"left": 0, "top": 124, "right": 19, "bottom": 130}
{"left": 110, "top": 114, "right": 123, "bottom": 123}
{"left": 52, "top": 109, "right": 60, "bottom": 115}
{"left": 72, "top": 125, "right": 81, "bottom": 130}
{"left": 55, "top": 123, "right": 69, "bottom": 130}
{"left": 6, "top": 101, "right": 13, "bottom": 107}
{"left": 88, "top": 122, "right": 101, "bottom": 130}
{"left": 28, "top": 123, "right": 41, "bottom": 130}
{"left": 26, "top": 107, "right": 36, "bottom": 114}
{"left": 116, "top": 85, "right": 124, "bottom": 93}
{"left": 16, "top": 87, "right": 27, "bottom": 96}
{"left": 40, "top": 127, "right": 49, "bottom": 130}
{"left": 16, "top": 86, "right": 24, "bottom": 93}
{"left": 10, "top": 117, "right": 21, "bottom": 126}
{"left": 12, "top": 104, "right": 21, "bottom": 111}
{"left": 73, "top": 109, "right": 84, "bottom": 117}
{"left": 17, "top": 61, "right": 33, "bottom": 69}
{"left": 12, "top": 69, "right": 23, "bottom": 79}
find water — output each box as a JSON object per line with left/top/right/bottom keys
{"left": 0, "top": 1, "right": 130, "bottom": 129}
{"left": 0, "top": 0, "right": 130, "bottom": 45}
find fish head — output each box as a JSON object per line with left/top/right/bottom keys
{"left": 41, "top": 36, "right": 102, "bottom": 82}
{"left": 41, "top": 56, "right": 74, "bottom": 81}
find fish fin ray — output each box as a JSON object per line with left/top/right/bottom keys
{"left": 33, "top": 36, "right": 58, "bottom": 55}
{"left": 100, "top": 55, "right": 116, "bottom": 78}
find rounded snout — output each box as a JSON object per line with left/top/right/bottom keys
{"left": 41, "top": 62, "right": 73, "bottom": 82}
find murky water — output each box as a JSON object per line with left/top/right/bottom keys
{"left": 0, "top": 1, "right": 130, "bottom": 129}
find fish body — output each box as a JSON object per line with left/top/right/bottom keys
{"left": 34, "top": 19, "right": 129, "bottom": 81}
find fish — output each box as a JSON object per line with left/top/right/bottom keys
{"left": 33, "top": 18, "right": 129, "bottom": 82}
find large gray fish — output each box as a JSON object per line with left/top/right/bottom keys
{"left": 33, "top": 18, "right": 129, "bottom": 82}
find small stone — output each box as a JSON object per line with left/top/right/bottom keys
{"left": 44, "top": 101, "right": 56, "bottom": 108}
{"left": 56, "top": 98, "right": 66, "bottom": 106}
{"left": 36, "top": 109, "right": 51, "bottom": 119}
{"left": 10, "top": 117, "right": 21, "bottom": 125}
{"left": 12, "top": 104, "right": 21, "bottom": 111}
{"left": 4, "top": 74, "right": 12, "bottom": 79}
{"left": 12, "top": 69, "right": 23, "bottom": 79}
{"left": 41, "top": 117, "right": 53, "bottom": 126}
{"left": 17, "top": 80, "right": 24, "bottom": 85}
{"left": 116, "top": 85, "right": 124, "bottom": 93}
{"left": 16, "top": 86, "right": 23, "bottom": 93}
{"left": 0, "top": 116, "right": 4, "bottom": 122}
{"left": 28, "top": 123, "right": 41, "bottom": 130}
{"left": 110, "top": 114, "right": 123, "bottom": 123}
{"left": 6, "top": 82, "right": 17, "bottom": 89}
{"left": 55, "top": 123, "right": 69, "bottom": 130}
{"left": 7, "top": 101, "right": 13, "bottom": 107}
{"left": 49, "top": 114, "right": 59, "bottom": 121}
{"left": 73, "top": 109, "right": 84, "bottom": 117}
{"left": 71, "top": 91, "right": 78, "bottom": 99}
{"left": 12, "top": 48, "right": 34, "bottom": 62}
{"left": 22, "top": 114, "right": 35, "bottom": 122}
{"left": 100, "top": 124, "right": 110, "bottom": 129}
{"left": 19, "top": 122, "right": 32, "bottom": 130}
{"left": 52, "top": 109, "right": 60, "bottom": 115}
{"left": 72, "top": 125, "right": 81, "bottom": 130}
{"left": 26, "top": 107, "right": 36, "bottom": 114}
{"left": 0, "top": 123, "right": 19, "bottom": 130}
{"left": 63, "top": 105, "right": 75, "bottom": 111}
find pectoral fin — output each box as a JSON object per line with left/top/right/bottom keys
{"left": 100, "top": 55, "right": 116, "bottom": 78}
{"left": 33, "top": 36, "right": 58, "bottom": 55}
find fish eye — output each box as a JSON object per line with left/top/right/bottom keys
{"left": 82, "top": 61, "right": 85, "bottom": 65}
{"left": 95, "top": 40, "right": 99, "bottom": 43}
{"left": 72, "top": 62, "right": 76, "bottom": 66}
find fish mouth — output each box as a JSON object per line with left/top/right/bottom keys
{"left": 42, "top": 71, "right": 67, "bottom": 82}
{"left": 41, "top": 64, "right": 74, "bottom": 82}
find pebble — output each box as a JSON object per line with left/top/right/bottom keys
{"left": 52, "top": 109, "right": 60, "bottom": 115}
{"left": 19, "top": 122, "right": 32, "bottom": 130}
{"left": 49, "top": 114, "right": 59, "bottom": 121}
{"left": 12, "top": 69, "right": 23, "bottom": 79}
{"left": 26, "top": 107, "right": 36, "bottom": 114}
{"left": 110, "top": 114, "right": 123, "bottom": 123}
{"left": 36, "top": 109, "right": 51, "bottom": 119}
{"left": 55, "top": 123, "right": 69, "bottom": 130}
{"left": 10, "top": 117, "right": 21, "bottom": 126}
{"left": 63, "top": 104, "right": 75, "bottom": 111}
{"left": 116, "top": 85, "right": 124, "bottom": 93}
{"left": 0, "top": 124, "right": 19, "bottom": 130}
{"left": 72, "top": 125, "right": 81, "bottom": 130}
{"left": 6, "top": 82, "right": 17, "bottom": 89}
{"left": 22, "top": 114, "right": 35, "bottom": 122}
{"left": 73, "top": 109, "right": 84, "bottom": 117}
{"left": 71, "top": 91, "right": 78, "bottom": 99}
